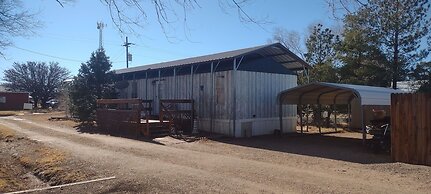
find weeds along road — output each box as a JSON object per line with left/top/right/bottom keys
{"left": 0, "top": 115, "right": 430, "bottom": 194}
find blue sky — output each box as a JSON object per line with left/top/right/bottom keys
{"left": 0, "top": 0, "right": 335, "bottom": 79}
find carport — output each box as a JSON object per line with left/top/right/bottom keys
{"left": 277, "top": 82, "right": 400, "bottom": 143}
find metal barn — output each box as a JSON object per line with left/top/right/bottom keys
{"left": 115, "top": 43, "right": 311, "bottom": 137}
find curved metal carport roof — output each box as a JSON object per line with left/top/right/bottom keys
{"left": 278, "top": 82, "right": 399, "bottom": 106}
{"left": 277, "top": 82, "right": 401, "bottom": 144}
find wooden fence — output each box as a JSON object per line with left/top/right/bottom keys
{"left": 159, "top": 99, "right": 194, "bottom": 134}
{"left": 391, "top": 93, "right": 431, "bottom": 166}
{"left": 96, "top": 99, "right": 154, "bottom": 138}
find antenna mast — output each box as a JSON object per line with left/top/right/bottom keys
{"left": 97, "top": 22, "right": 106, "bottom": 49}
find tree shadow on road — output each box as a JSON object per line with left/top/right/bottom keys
{"left": 211, "top": 132, "right": 391, "bottom": 164}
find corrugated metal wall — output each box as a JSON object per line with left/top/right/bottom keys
{"left": 123, "top": 71, "right": 232, "bottom": 119}
{"left": 122, "top": 70, "right": 297, "bottom": 136}
{"left": 235, "top": 71, "right": 296, "bottom": 119}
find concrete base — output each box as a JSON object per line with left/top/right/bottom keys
{"left": 197, "top": 117, "right": 296, "bottom": 137}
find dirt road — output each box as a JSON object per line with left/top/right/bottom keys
{"left": 0, "top": 114, "right": 430, "bottom": 193}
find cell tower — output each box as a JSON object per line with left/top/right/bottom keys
{"left": 97, "top": 22, "right": 106, "bottom": 49}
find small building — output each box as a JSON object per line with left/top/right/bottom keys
{"left": 115, "top": 43, "right": 310, "bottom": 137}
{"left": 0, "top": 91, "right": 30, "bottom": 110}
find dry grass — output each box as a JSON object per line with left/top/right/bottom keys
{"left": 0, "top": 124, "right": 88, "bottom": 193}
{"left": 18, "top": 148, "right": 65, "bottom": 169}
{"left": 0, "top": 125, "right": 28, "bottom": 192}
{"left": 22, "top": 111, "right": 79, "bottom": 129}
{"left": 17, "top": 145, "right": 87, "bottom": 185}
{"left": 0, "top": 111, "right": 17, "bottom": 117}
{"left": 0, "top": 111, "right": 28, "bottom": 117}
{"left": 0, "top": 124, "right": 16, "bottom": 141}
{"left": 0, "top": 168, "right": 25, "bottom": 192}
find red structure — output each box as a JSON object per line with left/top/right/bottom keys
{"left": 0, "top": 92, "right": 30, "bottom": 110}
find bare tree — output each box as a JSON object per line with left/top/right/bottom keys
{"left": 100, "top": 0, "right": 267, "bottom": 37}
{"left": 0, "top": 0, "right": 263, "bottom": 55}
{"left": 3, "top": 61, "right": 70, "bottom": 108}
{"left": 55, "top": 0, "right": 75, "bottom": 7}
{"left": 270, "top": 27, "right": 305, "bottom": 59}
{"left": 0, "top": 0, "right": 41, "bottom": 56}
{"left": 325, "top": 0, "right": 368, "bottom": 20}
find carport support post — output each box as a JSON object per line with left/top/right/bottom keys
{"left": 318, "top": 104, "right": 322, "bottom": 134}
{"left": 333, "top": 92, "right": 345, "bottom": 132}
{"left": 306, "top": 105, "right": 309, "bottom": 132}
{"left": 348, "top": 103, "right": 351, "bottom": 130}
{"left": 361, "top": 105, "right": 366, "bottom": 145}
{"left": 299, "top": 102, "right": 303, "bottom": 134}
{"left": 334, "top": 104, "right": 337, "bottom": 132}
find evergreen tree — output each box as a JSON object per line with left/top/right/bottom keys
{"left": 304, "top": 24, "right": 340, "bottom": 127}
{"left": 69, "top": 49, "right": 117, "bottom": 122}
{"left": 336, "top": 11, "right": 391, "bottom": 86}
{"left": 349, "top": 0, "right": 431, "bottom": 89}
{"left": 409, "top": 61, "right": 431, "bottom": 92}
{"left": 305, "top": 24, "right": 339, "bottom": 83}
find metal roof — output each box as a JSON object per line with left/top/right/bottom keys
{"left": 278, "top": 82, "right": 403, "bottom": 106}
{"left": 115, "top": 43, "right": 311, "bottom": 74}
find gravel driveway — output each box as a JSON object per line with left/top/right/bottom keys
{"left": 0, "top": 114, "right": 430, "bottom": 194}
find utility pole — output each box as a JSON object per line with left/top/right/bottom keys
{"left": 96, "top": 22, "right": 106, "bottom": 49}
{"left": 123, "top": 37, "right": 134, "bottom": 68}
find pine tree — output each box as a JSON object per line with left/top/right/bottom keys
{"left": 69, "top": 49, "right": 117, "bottom": 122}
{"left": 304, "top": 24, "right": 340, "bottom": 127}
{"left": 409, "top": 61, "right": 431, "bottom": 92}
{"left": 305, "top": 24, "right": 339, "bottom": 83}
{"left": 336, "top": 11, "right": 391, "bottom": 87}
{"left": 350, "top": 0, "right": 431, "bottom": 89}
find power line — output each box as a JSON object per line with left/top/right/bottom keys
{"left": 133, "top": 43, "right": 189, "bottom": 58}
{"left": 110, "top": 47, "right": 125, "bottom": 62}
{"left": 43, "top": 32, "right": 121, "bottom": 46}
{"left": 41, "top": 34, "right": 121, "bottom": 47}
{"left": 0, "top": 56, "right": 14, "bottom": 74}
{"left": 12, "top": 45, "right": 85, "bottom": 63}
{"left": 111, "top": 60, "right": 126, "bottom": 63}
{"left": 12, "top": 45, "right": 128, "bottom": 64}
